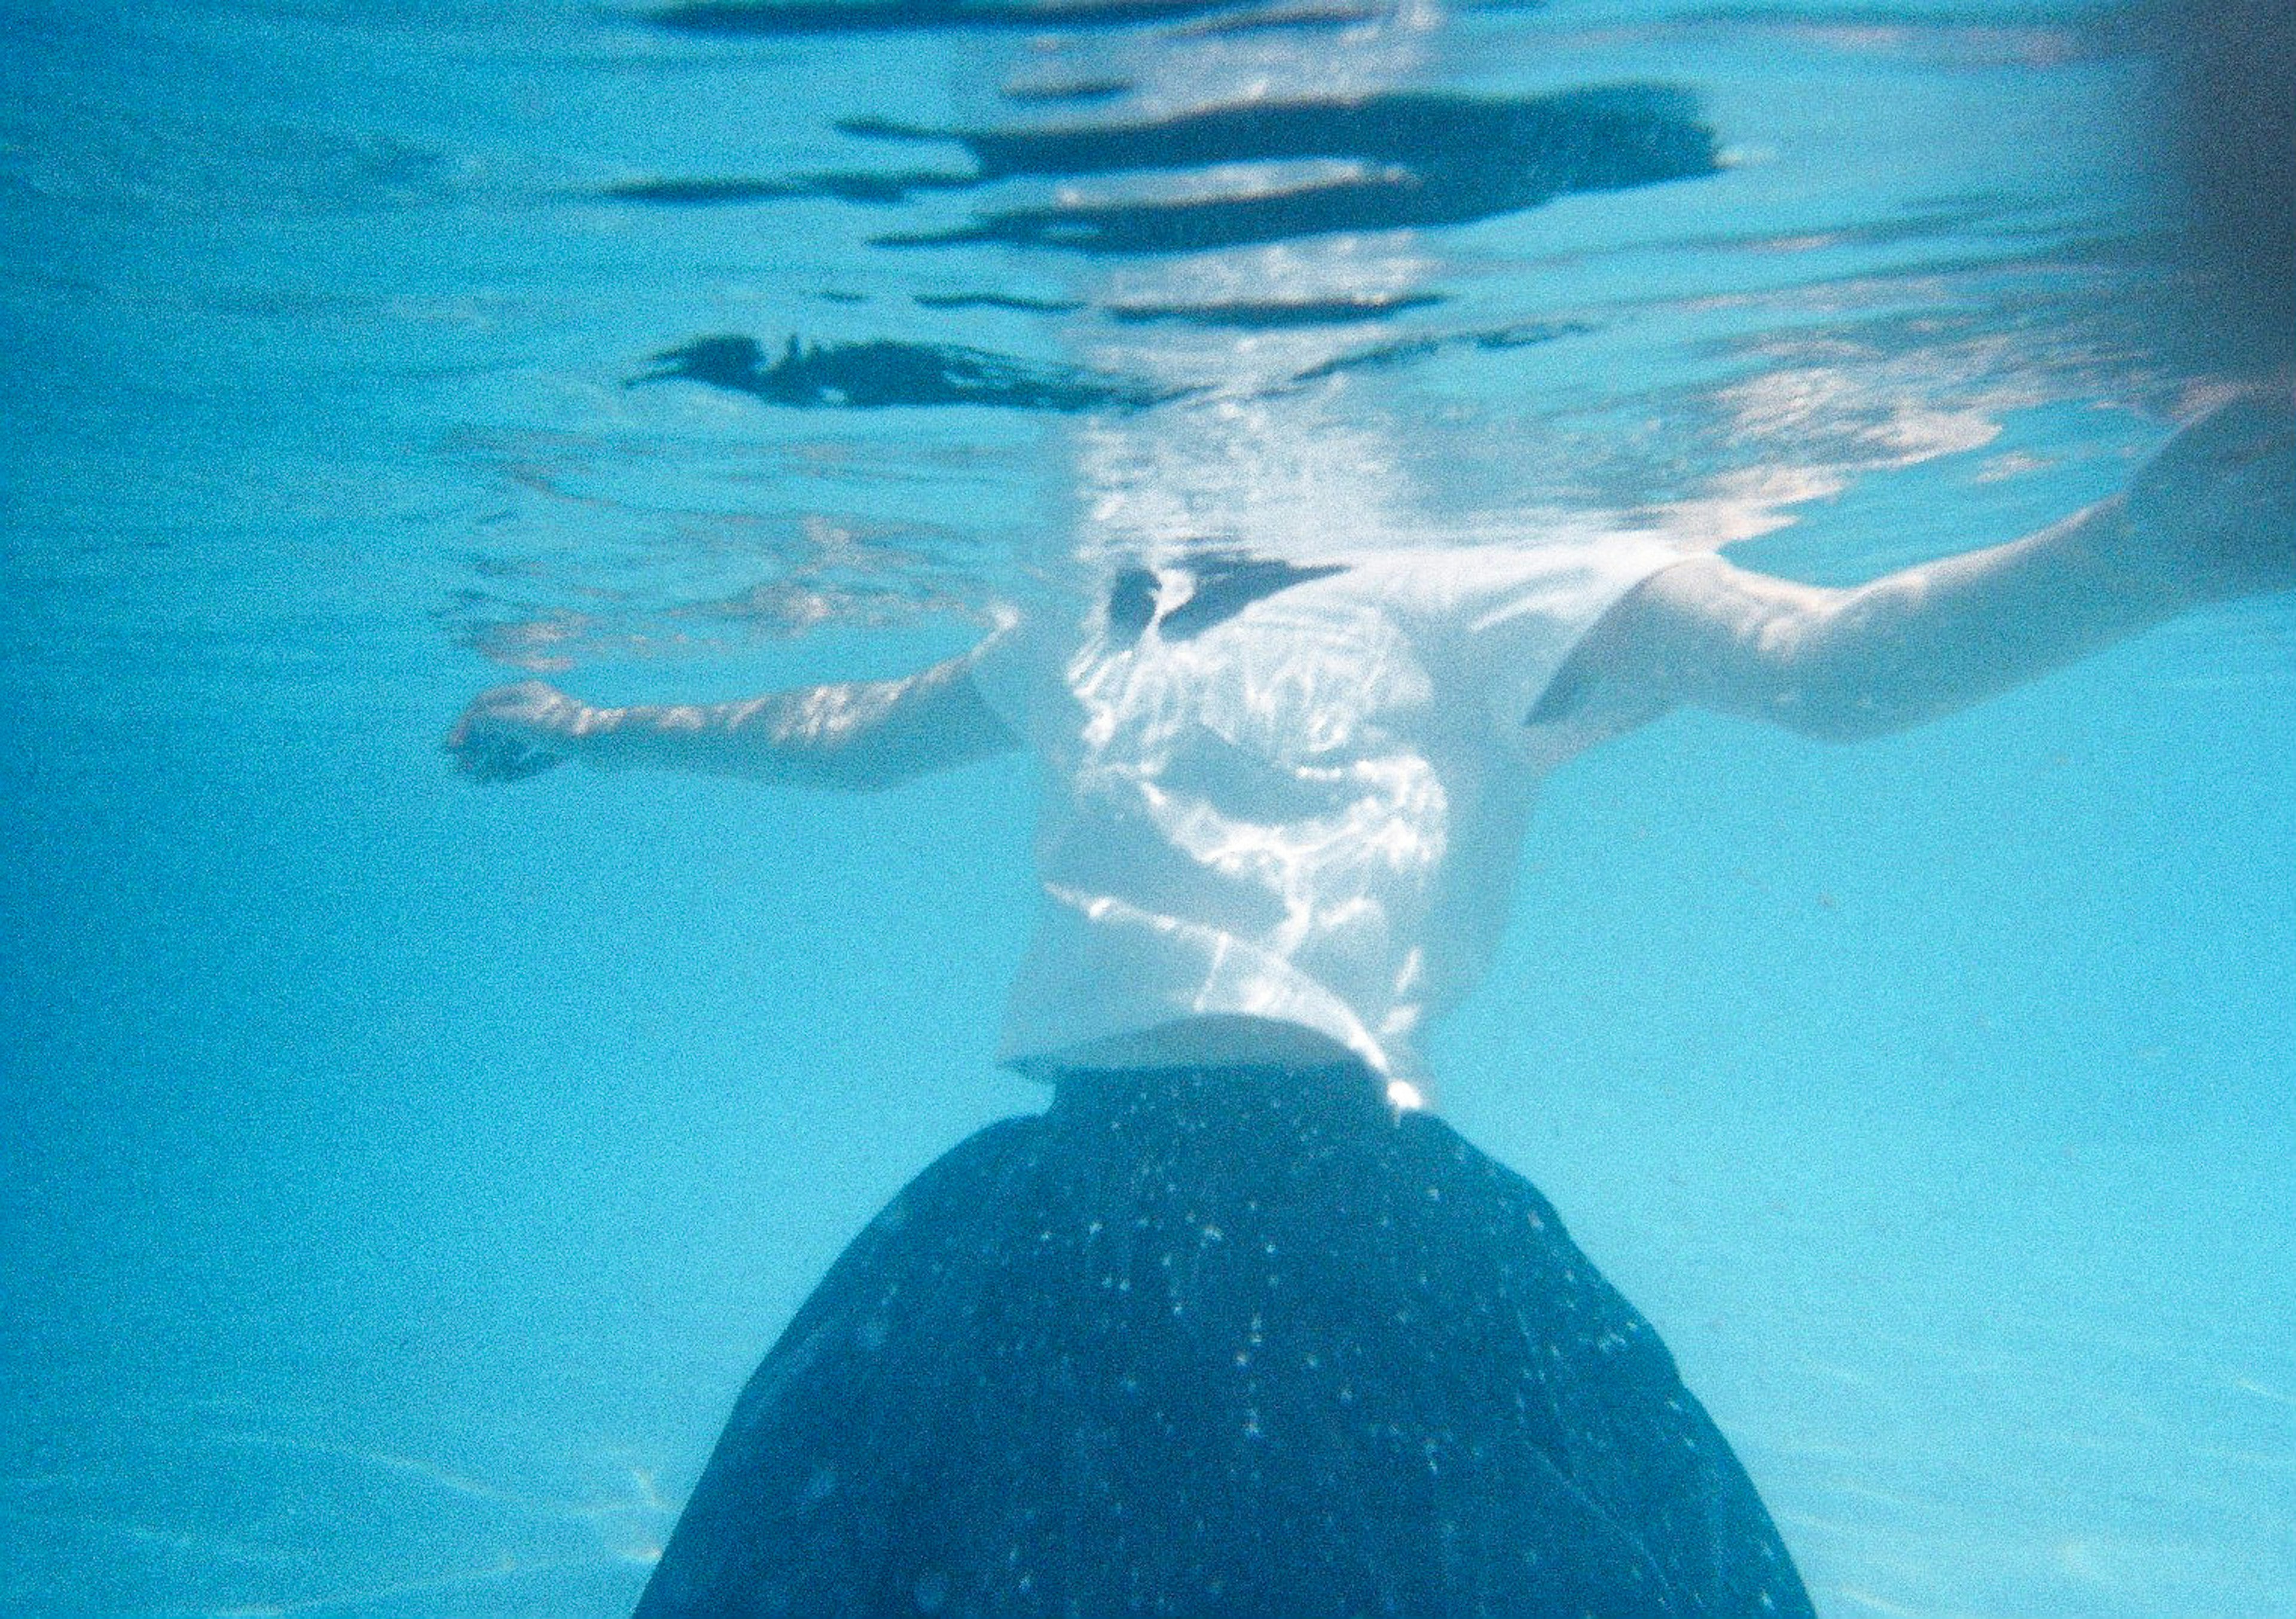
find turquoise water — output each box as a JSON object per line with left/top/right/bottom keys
{"left": 3, "top": 0, "right": 2291, "bottom": 1614}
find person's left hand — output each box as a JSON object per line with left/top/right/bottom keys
{"left": 2124, "top": 388, "right": 2296, "bottom": 604}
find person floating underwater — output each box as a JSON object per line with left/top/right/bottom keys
{"left": 451, "top": 390, "right": 2293, "bottom": 1617}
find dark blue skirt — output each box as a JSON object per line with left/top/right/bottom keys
{"left": 634, "top": 1065, "right": 1813, "bottom": 1617}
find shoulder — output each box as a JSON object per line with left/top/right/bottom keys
{"left": 1529, "top": 553, "right": 1828, "bottom": 729}
{"left": 1337, "top": 538, "right": 1700, "bottom": 743}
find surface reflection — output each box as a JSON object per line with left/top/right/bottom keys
{"left": 606, "top": 3, "right": 1717, "bottom": 408}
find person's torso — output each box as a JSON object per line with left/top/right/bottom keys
{"left": 972, "top": 539, "right": 1681, "bottom": 1093}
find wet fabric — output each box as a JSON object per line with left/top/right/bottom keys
{"left": 972, "top": 539, "right": 1685, "bottom": 1085}
{"left": 633, "top": 1065, "right": 1813, "bottom": 1617}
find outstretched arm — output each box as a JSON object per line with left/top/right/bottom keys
{"left": 1565, "top": 392, "right": 2296, "bottom": 741}
{"left": 448, "top": 647, "right": 1022, "bottom": 790}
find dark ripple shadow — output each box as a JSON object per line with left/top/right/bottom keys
{"left": 1002, "top": 78, "right": 1136, "bottom": 105}
{"left": 1291, "top": 316, "right": 1592, "bottom": 381}
{"left": 633, "top": 334, "right": 1184, "bottom": 410}
{"left": 862, "top": 86, "right": 1718, "bottom": 252}
{"left": 602, "top": 171, "right": 977, "bottom": 206}
{"left": 648, "top": 0, "right": 1268, "bottom": 38}
{"left": 849, "top": 86, "right": 1711, "bottom": 186}
{"left": 594, "top": 85, "right": 1715, "bottom": 256}
{"left": 630, "top": 314, "right": 1594, "bottom": 413}
{"left": 914, "top": 292, "right": 1090, "bottom": 313}
{"left": 1106, "top": 291, "right": 1445, "bottom": 327}
{"left": 1173, "top": 1, "right": 1391, "bottom": 35}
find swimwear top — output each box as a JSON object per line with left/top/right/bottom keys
{"left": 970, "top": 537, "right": 1684, "bottom": 1091}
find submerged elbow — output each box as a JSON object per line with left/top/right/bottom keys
{"left": 1661, "top": 567, "right": 1944, "bottom": 743}
{"left": 1756, "top": 595, "right": 1935, "bottom": 743}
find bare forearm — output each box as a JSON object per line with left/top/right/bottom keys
{"left": 450, "top": 652, "right": 1020, "bottom": 789}
{"left": 576, "top": 670, "right": 969, "bottom": 787}
{"left": 1613, "top": 392, "right": 2293, "bottom": 743}
{"left": 1775, "top": 496, "right": 2185, "bottom": 739}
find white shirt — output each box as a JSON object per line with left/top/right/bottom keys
{"left": 972, "top": 538, "right": 1684, "bottom": 1090}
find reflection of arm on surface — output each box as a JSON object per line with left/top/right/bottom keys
{"left": 448, "top": 649, "right": 1021, "bottom": 790}
{"left": 1560, "top": 393, "right": 2295, "bottom": 742}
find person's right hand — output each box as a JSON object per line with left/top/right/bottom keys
{"left": 448, "top": 680, "right": 590, "bottom": 783}
{"left": 2124, "top": 388, "right": 2296, "bottom": 605}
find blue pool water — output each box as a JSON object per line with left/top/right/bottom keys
{"left": 2, "top": 0, "right": 2291, "bottom": 1613}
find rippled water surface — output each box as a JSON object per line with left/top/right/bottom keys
{"left": 4, "top": 1, "right": 2292, "bottom": 1614}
